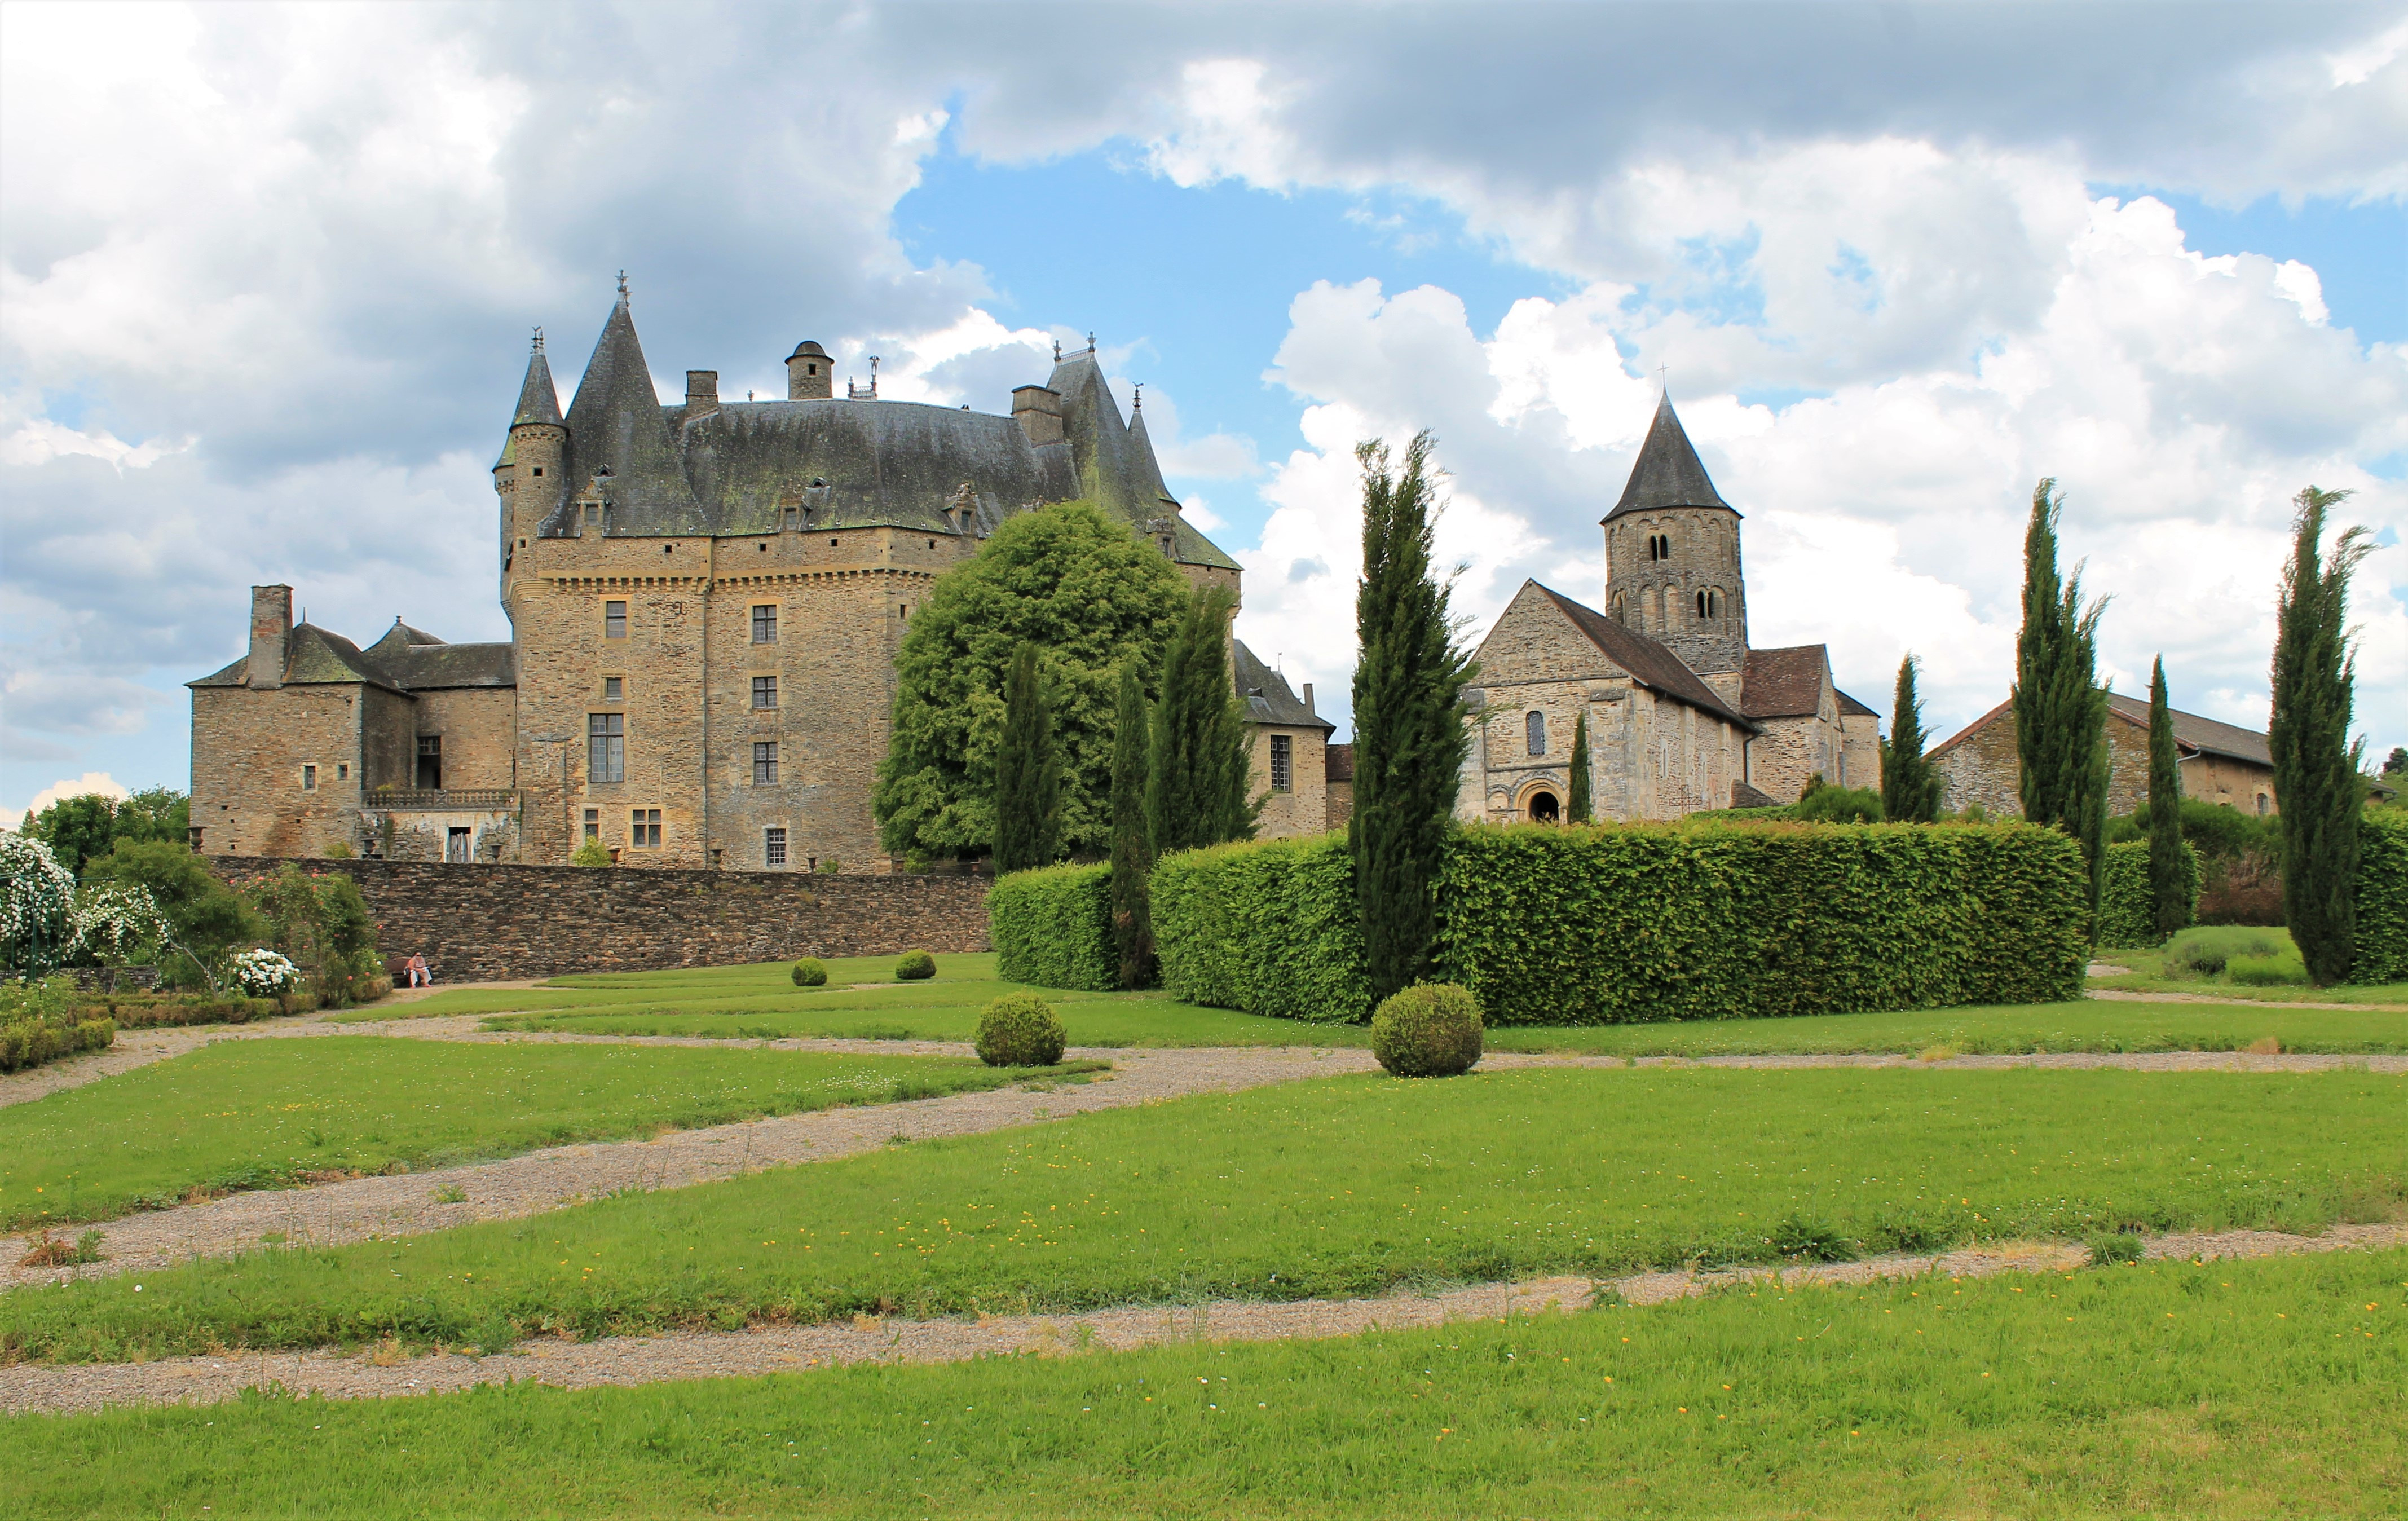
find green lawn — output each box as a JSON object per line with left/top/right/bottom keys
{"left": 1, "top": 1038, "right": 1096, "bottom": 1231}
{"left": 358, "top": 953, "right": 2408, "bottom": 1053}
{"left": 7, "top": 1065, "right": 2398, "bottom": 1362}
{"left": 11, "top": 1247, "right": 2402, "bottom": 1519}
{"left": 2087, "top": 967, "right": 2408, "bottom": 1006}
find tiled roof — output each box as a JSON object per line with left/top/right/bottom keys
{"left": 1603, "top": 393, "right": 1735, "bottom": 522}
{"left": 1837, "top": 689, "right": 1877, "bottom": 718}
{"left": 1532, "top": 583, "right": 1752, "bottom": 729}
{"left": 187, "top": 622, "right": 511, "bottom": 693}
{"left": 1730, "top": 779, "right": 1779, "bottom": 808}
{"left": 1232, "top": 640, "right": 1334, "bottom": 732}
{"left": 2104, "top": 692, "right": 2272, "bottom": 767}
{"left": 1740, "top": 644, "right": 1831, "bottom": 719}
{"left": 1325, "top": 742, "right": 1355, "bottom": 783}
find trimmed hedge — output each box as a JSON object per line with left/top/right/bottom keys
{"left": 2097, "top": 838, "right": 2201, "bottom": 949}
{"left": 0, "top": 1013, "right": 114, "bottom": 1074}
{"left": 1153, "top": 835, "right": 1369, "bottom": 1022}
{"left": 2351, "top": 809, "right": 2408, "bottom": 985}
{"left": 989, "top": 864, "right": 1115, "bottom": 991}
{"left": 1154, "top": 821, "right": 2091, "bottom": 1025}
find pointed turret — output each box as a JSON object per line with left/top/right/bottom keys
{"left": 1603, "top": 391, "right": 1734, "bottom": 522}
{"left": 562, "top": 282, "right": 705, "bottom": 534}
{"left": 1126, "top": 393, "right": 1174, "bottom": 508}
{"left": 512, "top": 337, "right": 563, "bottom": 427}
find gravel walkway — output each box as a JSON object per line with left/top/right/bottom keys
{"left": 7, "top": 1219, "right": 2398, "bottom": 1416}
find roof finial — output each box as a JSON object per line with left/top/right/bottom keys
{"left": 532, "top": 326, "right": 544, "bottom": 353}
{"left": 1052, "top": 337, "right": 1062, "bottom": 363}
{"left": 1131, "top": 382, "right": 1143, "bottom": 414}
{"left": 1087, "top": 330, "right": 1096, "bottom": 353}
{"left": 615, "top": 270, "right": 629, "bottom": 303}
{"left": 1657, "top": 364, "right": 1669, "bottom": 395}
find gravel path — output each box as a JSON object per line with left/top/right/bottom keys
{"left": 2085, "top": 988, "right": 2404, "bottom": 1011}
{"left": 7, "top": 1219, "right": 2398, "bottom": 1416}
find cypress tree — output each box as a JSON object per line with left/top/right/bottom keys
{"left": 2012, "top": 479, "right": 2111, "bottom": 934}
{"left": 1878, "top": 653, "right": 1944, "bottom": 823}
{"left": 1565, "top": 712, "right": 1593, "bottom": 824}
{"left": 1147, "top": 583, "right": 1259, "bottom": 856}
{"left": 1108, "top": 662, "right": 1156, "bottom": 989}
{"left": 1351, "top": 431, "right": 1476, "bottom": 1002}
{"left": 2145, "top": 656, "right": 2193, "bottom": 939}
{"left": 2269, "top": 486, "right": 2372, "bottom": 986}
{"left": 993, "top": 642, "right": 1060, "bottom": 873}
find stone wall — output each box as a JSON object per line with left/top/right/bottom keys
{"left": 1931, "top": 704, "right": 2156, "bottom": 819}
{"left": 1249, "top": 724, "right": 1329, "bottom": 838}
{"left": 191, "top": 684, "right": 367, "bottom": 859}
{"left": 209, "top": 857, "right": 990, "bottom": 982}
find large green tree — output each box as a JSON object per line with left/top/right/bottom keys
{"left": 1878, "top": 653, "right": 1944, "bottom": 823}
{"left": 2145, "top": 656, "right": 2193, "bottom": 940}
{"left": 83, "top": 841, "right": 259, "bottom": 989}
{"left": 874, "top": 500, "right": 1188, "bottom": 860}
{"left": 23, "top": 793, "right": 118, "bottom": 877}
{"left": 2012, "top": 479, "right": 2111, "bottom": 932}
{"left": 1351, "top": 432, "right": 1476, "bottom": 1002}
{"left": 1147, "top": 583, "right": 1260, "bottom": 856}
{"left": 2269, "top": 486, "right": 2372, "bottom": 985}
{"left": 1565, "top": 712, "right": 1593, "bottom": 824}
{"left": 992, "top": 643, "right": 1061, "bottom": 873}
{"left": 1108, "top": 663, "right": 1156, "bottom": 989}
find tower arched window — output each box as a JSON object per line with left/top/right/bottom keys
{"left": 1526, "top": 710, "right": 1547, "bottom": 756}
{"left": 1696, "top": 589, "right": 1708, "bottom": 619}
{"left": 1610, "top": 592, "right": 1624, "bottom": 623}
{"left": 1648, "top": 532, "right": 1672, "bottom": 562}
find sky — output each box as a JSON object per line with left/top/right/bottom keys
{"left": 3, "top": 1, "right": 2405, "bottom": 825}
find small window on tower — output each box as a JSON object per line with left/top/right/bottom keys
{"left": 583, "top": 808, "right": 599, "bottom": 843}
{"left": 603, "top": 677, "right": 623, "bottom": 702}
{"left": 605, "top": 601, "right": 627, "bottom": 639}
{"left": 302, "top": 765, "right": 317, "bottom": 790}
{"left": 532, "top": 467, "right": 544, "bottom": 478}
{"left": 1270, "top": 734, "right": 1293, "bottom": 793}
{"left": 752, "top": 676, "right": 778, "bottom": 709}
{"left": 765, "top": 827, "right": 788, "bottom": 867}
{"left": 416, "top": 735, "right": 443, "bottom": 790}
{"left": 630, "top": 809, "right": 662, "bottom": 848}
{"left": 752, "top": 605, "right": 777, "bottom": 643}
{"left": 753, "top": 741, "right": 778, "bottom": 785}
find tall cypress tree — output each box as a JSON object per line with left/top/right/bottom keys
{"left": 993, "top": 642, "right": 1060, "bottom": 873}
{"left": 1565, "top": 712, "right": 1593, "bottom": 824}
{"left": 2270, "top": 486, "right": 2372, "bottom": 986}
{"left": 1147, "top": 583, "right": 1259, "bottom": 856}
{"left": 2145, "top": 656, "right": 2193, "bottom": 939}
{"left": 1108, "top": 662, "right": 1156, "bottom": 989}
{"left": 1351, "top": 432, "right": 1476, "bottom": 1002}
{"left": 1878, "top": 653, "right": 1944, "bottom": 823}
{"left": 2012, "top": 479, "right": 2111, "bottom": 933}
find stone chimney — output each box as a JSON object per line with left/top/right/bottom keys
{"left": 787, "top": 341, "right": 832, "bottom": 400}
{"left": 685, "top": 370, "right": 720, "bottom": 418}
{"left": 248, "top": 584, "right": 292, "bottom": 690}
{"left": 1011, "top": 385, "right": 1064, "bottom": 445}
{"left": 1302, "top": 682, "right": 1315, "bottom": 715}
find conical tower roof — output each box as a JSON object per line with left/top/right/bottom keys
{"left": 512, "top": 338, "right": 562, "bottom": 427}
{"left": 562, "top": 286, "right": 705, "bottom": 532}
{"left": 1603, "top": 392, "right": 1735, "bottom": 522}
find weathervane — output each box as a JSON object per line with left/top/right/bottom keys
{"left": 616, "top": 270, "right": 629, "bottom": 300}
{"left": 1052, "top": 337, "right": 1062, "bottom": 363}
{"left": 532, "top": 326, "right": 544, "bottom": 352}
{"left": 1132, "top": 382, "right": 1143, "bottom": 413}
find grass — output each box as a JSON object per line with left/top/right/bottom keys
{"left": 6, "top": 1065, "right": 2399, "bottom": 1362}
{"left": 0, "top": 1038, "right": 1099, "bottom": 1230}
{"left": 2090, "top": 927, "right": 2408, "bottom": 1004}
{"left": 355, "top": 953, "right": 2408, "bottom": 1053}
{"left": 9, "top": 1247, "right": 2404, "bottom": 1519}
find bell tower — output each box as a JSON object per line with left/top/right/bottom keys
{"left": 1602, "top": 392, "right": 1746, "bottom": 676}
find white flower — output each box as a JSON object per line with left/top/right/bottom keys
{"left": 228, "top": 947, "right": 299, "bottom": 995}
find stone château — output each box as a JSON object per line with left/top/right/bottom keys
{"left": 189, "top": 285, "right": 1331, "bottom": 866}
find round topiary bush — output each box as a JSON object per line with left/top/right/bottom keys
{"left": 1369, "top": 984, "right": 1483, "bottom": 1077}
{"left": 975, "top": 992, "right": 1066, "bottom": 1067}
{"left": 894, "top": 950, "right": 937, "bottom": 981}
{"left": 790, "top": 958, "right": 827, "bottom": 987}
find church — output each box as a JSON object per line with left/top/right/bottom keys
{"left": 1456, "top": 394, "right": 1881, "bottom": 823}
{"left": 187, "top": 284, "right": 1334, "bottom": 868}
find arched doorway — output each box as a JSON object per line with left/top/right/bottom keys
{"left": 1528, "top": 791, "right": 1560, "bottom": 824}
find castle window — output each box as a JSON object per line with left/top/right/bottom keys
{"left": 754, "top": 741, "right": 778, "bottom": 785}
{"left": 630, "top": 809, "right": 661, "bottom": 848}
{"left": 588, "top": 713, "right": 625, "bottom": 783}
{"left": 583, "top": 809, "right": 599, "bottom": 843}
{"left": 830, "top": 537, "right": 840, "bottom": 548}
{"left": 765, "top": 827, "right": 788, "bottom": 867}
{"left": 1697, "top": 589, "right": 1708, "bottom": 619}
{"left": 446, "top": 827, "right": 471, "bottom": 864}
{"left": 1270, "top": 734, "right": 1293, "bottom": 793}
{"left": 416, "top": 735, "right": 442, "bottom": 790}
{"left": 603, "top": 677, "right": 622, "bottom": 702}
{"left": 752, "top": 605, "right": 777, "bottom": 643}
{"left": 604, "top": 601, "right": 627, "bottom": 639}
{"left": 583, "top": 504, "right": 598, "bottom": 528}
{"left": 337, "top": 764, "right": 347, "bottom": 781}
{"left": 1526, "top": 711, "right": 1547, "bottom": 756}
{"left": 752, "top": 676, "right": 778, "bottom": 709}
{"left": 899, "top": 603, "right": 909, "bottom": 620}
{"left": 302, "top": 765, "right": 316, "bottom": 790}
{"left": 1648, "top": 533, "right": 1671, "bottom": 561}
{"left": 532, "top": 468, "right": 543, "bottom": 478}
{"left": 783, "top": 509, "right": 799, "bottom": 531}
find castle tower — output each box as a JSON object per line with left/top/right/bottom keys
{"left": 1602, "top": 392, "right": 1746, "bottom": 674}
{"left": 787, "top": 340, "right": 832, "bottom": 400}
{"left": 495, "top": 331, "right": 567, "bottom": 615}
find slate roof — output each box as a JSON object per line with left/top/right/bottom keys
{"left": 513, "top": 344, "right": 562, "bottom": 427}
{"left": 1233, "top": 640, "right": 1334, "bottom": 732}
{"left": 1603, "top": 393, "right": 1736, "bottom": 522}
{"left": 1837, "top": 689, "right": 1877, "bottom": 719}
{"left": 1531, "top": 583, "right": 1753, "bottom": 729}
{"left": 1740, "top": 645, "right": 1832, "bottom": 719}
{"left": 189, "top": 621, "right": 513, "bottom": 693}
{"left": 2105, "top": 692, "right": 2273, "bottom": 768}
{"left": 525, "top": 304, "right": 1238, "bottom": 570}
{"left": 1730, "top": 779, "right": 1780, "bottom": 808}
{"left": 1325, "top": 742, "right": 1355, "bottom": 783}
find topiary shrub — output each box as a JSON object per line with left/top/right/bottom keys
{"left": 975, "top": 991, "right": 1066, "bottom": 1067}
{"left": 894, "top": 950, "right": 937, "bottom": 981}
{"left": 989, "top": 863, "right": 1114, "bottom": 990}
{"left": 2352, "top": 809, "right": 2408, "bottom": 984}
{"left": 1370, "top": 983, "right": 1483, "bottom": 1077}
{"left": 2098, "top": 837, "right": 2199, "bottom": 949}
{"left": 790, "top": 958, "right": 827, "bottom": 987}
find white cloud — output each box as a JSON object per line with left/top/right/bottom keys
{"left": 2, "top": 771, "right": 129, "bottom": 831}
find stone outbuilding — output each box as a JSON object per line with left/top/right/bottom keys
{"left": 1928, "top": 692, "right": 2278, "bottom": 819}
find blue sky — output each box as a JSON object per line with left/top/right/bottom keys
{"left": 3, "top": 3, "right": 2405, "bottom": 823}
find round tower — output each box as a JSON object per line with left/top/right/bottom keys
{"left": 498, "top": 331, "right": 568, "bottom": 616}
{"left": 1601, "top": 393, "right": 1746, "bottom": 675}
{"left": 787, "top": 340, "right": 832, "bottom": 400}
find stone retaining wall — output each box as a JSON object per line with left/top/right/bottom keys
{"left": 209, "top": 858, "right": 989, "bottom": 982}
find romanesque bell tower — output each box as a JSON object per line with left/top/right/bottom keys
{"left": 1602, "top": 392, "right": 1747, "bottom": 676}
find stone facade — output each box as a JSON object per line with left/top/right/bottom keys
{"left": 1929, "top": 693, "right": 2278, "bottom": 819}
{"left": 1324, "top": 743, "right": 1355, "bottom": 831}
{"left": 1457, "top": 395, "right": 1883, "bottom": 822}
{"left": 192, "top": 287, "right": 1321, "bottom": 870}
{"left": 209, "top": 857, "right": 990, "bottom": 982}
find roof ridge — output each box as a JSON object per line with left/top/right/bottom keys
{"left": 1530, "top": 581, "right": 1750, "bottom": 729}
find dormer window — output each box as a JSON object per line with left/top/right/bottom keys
{"left": 582, "top": 504, "right": 599, "bottom": 529}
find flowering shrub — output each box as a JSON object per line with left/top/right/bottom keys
{"left": 228, "top": 948, "right": 300, "bottom": 996}
{"left": 0, "top": 835, "right": 78, "bottom": 976}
